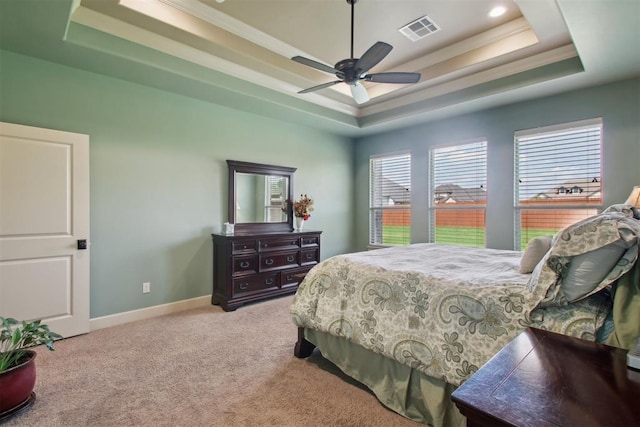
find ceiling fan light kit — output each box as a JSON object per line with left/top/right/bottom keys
{"left": 292, "top": 0, "right": 422, "bottom": 104}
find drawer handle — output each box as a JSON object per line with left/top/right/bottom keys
{"left": 263, "top": 243, "right": 268, "bottom": 247}
{"left": 286, "top": 255, "right": 295, "bottom": 262}
{"left": 242, "top": 245, "right": 247, "bottom": 249}
{"left": 239, "top": 282, "right": 248, "bottom": 290}
{"left": 286, "top": 274, "right": 293, "bottom": 281}
{"left": 305, "top": 253, "right": 313, "bottom": 259}
{"left": 265, "top": 278, "right": 274, "bottom": 285}
{"left": 240, "top": 261, "right": 250, "bottom": 268}
{"left": 265, "top": 258, "right": 274, "bottom": 266}
{"left": 292, "top": 241, "right": 297, "bottom": 245}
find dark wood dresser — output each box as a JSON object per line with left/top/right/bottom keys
{"left": 211, "top": 231, "right": 321, "bottom": 311}
{"left": 451, "top": 328, "right": 640, "bottom": 427}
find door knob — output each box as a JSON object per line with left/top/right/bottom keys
{"left": 77, "top": 239, "right": 88, "bottom": 250}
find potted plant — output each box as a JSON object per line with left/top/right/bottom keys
{"left": 0, "top": 317, "right": 61, "bottom": 419}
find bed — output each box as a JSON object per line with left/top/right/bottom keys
{"left": 290, "top": 206, "right": 640, "bottom": 426}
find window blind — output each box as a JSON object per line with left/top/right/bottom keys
{"left": 370, "top": 153, "right": 411, "bottom": 245}
{"left": 514, "top": 118, "right": 602, "bottom": 249}
{"left": 265, "top": 175, "right": 285, "bottom": 222}
{"left": 430, "top": 141, "right": 487, "bottom": 247}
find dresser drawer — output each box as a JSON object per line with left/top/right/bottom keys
{"left": 232, "top": 255, "right": 258, "bottom": 276}
{"left": 301, "top": 235, "right": 319, "bottom": 247}
{"left": 281, "top": 266, "right": 312, "bottom": 289}
{"left": 259, "top": 238, "right": 299, "bottom": 252}
{"left": 232, "top": 239, "right": 257, "bottom": 254}
{"left": 233, "top": 273, "right": 279, "bottom": 296}
{"left": 301, "top": 248, "right": 319, "bottom": 266}
{"left": 260, "top": 250, "right": 299, "bottom": 272}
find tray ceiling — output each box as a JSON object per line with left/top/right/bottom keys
{"left": 2, "top": 0, "right": 638, "bottom": 135}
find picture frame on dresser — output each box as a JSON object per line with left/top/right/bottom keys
{"left": 212, "top": 160, "right": 321, "bottom": 311}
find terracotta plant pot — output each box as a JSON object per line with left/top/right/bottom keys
{"left": 0, "top": 350, "right": 37, "bottom": 415}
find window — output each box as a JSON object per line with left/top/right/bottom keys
{"left": 265, "top": 175, "right": 287, "bottom": 222}
{"left": 430, "top": 141, "right": 487, "bottom": 247}
{"left": 515, "top": 118, "right": 602, "bottom": 249}
{"left": 370, "top": 153, "right": 411, "bottom": 245}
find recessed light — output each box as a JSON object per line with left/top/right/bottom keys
{"left": 489, "top": 6, "right": 506, "bottom": 17}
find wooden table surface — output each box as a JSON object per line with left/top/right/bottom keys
{"left": 451, "top": 328, "right": 640, "bottom": 427}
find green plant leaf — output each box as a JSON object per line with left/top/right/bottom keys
{"left": 11, "top": 328, "right": 21, "bottom": 346}
{"left": 1, "top": 316, "right": 61, "bottom": 372}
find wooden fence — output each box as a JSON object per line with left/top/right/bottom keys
{"left": 382, "top": 199, "right": 599, "bottom": 230}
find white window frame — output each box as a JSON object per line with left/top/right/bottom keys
{"left": 514, "top": 118, "right": 603, "bottom": 250}
{"left": 369, "top": 152, "right": 411, "bottom": 246}
{"left": 429, "top": 139, "right": 487, "bottom": 247}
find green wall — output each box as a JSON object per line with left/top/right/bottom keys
{"left": 0, "top": 50, "right": 355, "bottom": 318}
{"left": 3, "top": 46, "right": 638, "bottom": 319}
{"left": 354, "top": 78, "right": 640, "bottom": 251}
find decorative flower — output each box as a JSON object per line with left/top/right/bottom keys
{"left": 292, "top": 194, "right": 314, "bottom": 220}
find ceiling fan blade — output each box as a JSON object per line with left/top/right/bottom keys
{"left": 298, "top": 80, "right": 342, "bottom": 94}
{"left": 350, "top": 81, "right": 369, "bottom": 104}
{"left": 365, "top": 72, "right": 421, "bottom": 84}
{"left": 354, "top": 42, "right": 393, "bottom": 74}
{"left": 292, "top": 56, "right": 339, "bottom": 75}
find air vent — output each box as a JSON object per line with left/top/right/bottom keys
{"left": 398, "top": 16, "right": 440, "bottom": 41}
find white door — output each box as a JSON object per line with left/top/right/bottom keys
{"left": 0, "top": 122, "right": 90, "bottom": 338}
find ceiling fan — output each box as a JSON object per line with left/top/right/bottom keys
{"left": 292, "top": 0, "right": 421, "bottom": 104}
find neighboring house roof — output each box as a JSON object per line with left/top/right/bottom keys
{"left": 532, "top": 178, "right": 601, "bottom": 200}
{"left": 434, "top": 184, "right": 487, "bottom": 203}
{"left": 382, "top": 177, "right": 411, "bottom": 204}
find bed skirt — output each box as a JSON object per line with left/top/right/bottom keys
{"left": 305, "top": 329, "right": 465, "bottom": 427}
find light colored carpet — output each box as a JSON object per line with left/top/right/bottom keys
{"left": 4, "top": 295, "right": 420, "bottom": 426}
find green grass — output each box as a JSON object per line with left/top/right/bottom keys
{"left": 381, "top": 225, "right": 410, "bottom": 245}
{"left": 380, "top": 225, "right": 560, "bottom": 249}
{"left": 434, "top": 226, "right": 485, "bottom": 247}
{"left": 381, "top": 225, "right": 485, "bottom": 247}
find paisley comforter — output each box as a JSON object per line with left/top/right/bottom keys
{"left": 290, "top": 242, "right": 623, "bottom": 386}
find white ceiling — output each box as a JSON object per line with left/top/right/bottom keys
{"left": 3, "top": 0, "right": 639, "bottom": 136}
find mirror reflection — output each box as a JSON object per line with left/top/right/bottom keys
{"left": 227, "top": 160, "right": 295, "bottom": 233}
{"left": 235, "top": 173, "right": 289, "bottom": 223}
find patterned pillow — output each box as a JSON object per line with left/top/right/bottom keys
{"left": 529, "top": 290, "right": 612, "bottom": 341}
{"left": 603, "top": 203, "right": 640, "bottom": 220}
{"left": 528, "top": 212, "right": 640, "bottom": 307}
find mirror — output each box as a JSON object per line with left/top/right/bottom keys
{"left": 227, "top": 160, "right": 296, "bottom": 233}
{"left": 235, "top": 173, "right": 288, "bottom": 223}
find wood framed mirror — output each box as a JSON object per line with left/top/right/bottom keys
{"left": 227, "top": 160, "right": 296, "bottom": 233}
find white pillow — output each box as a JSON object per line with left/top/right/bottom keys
{"left": 519, "top": 236, "right": 553, "bottom": 274}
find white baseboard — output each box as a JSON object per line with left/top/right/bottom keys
{"left": 89, "top": 295, "right": 212, "bottom": 331}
